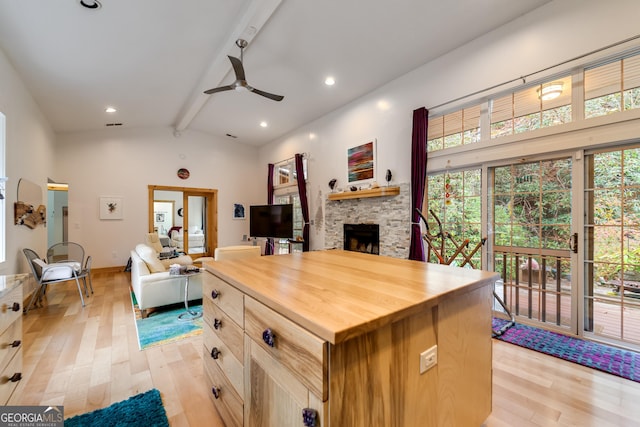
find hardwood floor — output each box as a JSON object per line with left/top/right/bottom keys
{"left": 13, "top": 269, "right": 640, "bottom": 426}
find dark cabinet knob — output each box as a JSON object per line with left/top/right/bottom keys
{"left": 211, "top": 289, "right": 219, "bottom": 299}
{"left": 214, "top": 318, "right": 222, "bottom": 330}
{"left": 9, "top": 373, "right": 22, "bottom": 383}
{"left": 211, "top": 387, "right": 220, "bottom": 399}
{"left": 262, "top": 328, "right": 275, "bottom": 347}
{"left": 11, "top": 340, "right": 21, "bottom": 348}
{"left": 302, "top": 408, "right": 318, "bottom": 427}
{"left": 211, "top": 347, "right": 221, "bottom": 359}
{"left": 11, "top": 302, "right": 20, "bottom": 312}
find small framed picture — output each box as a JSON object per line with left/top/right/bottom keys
{"left": 233, "top": 203, "right": 245, "bottom": 220}
{"left": 99, "top": 196, "right": 123, "bottom": 220}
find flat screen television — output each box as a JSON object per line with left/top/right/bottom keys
{"left": 249, "top": 204, "right": 294, "bottom": 239}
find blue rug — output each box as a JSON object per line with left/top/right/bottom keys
{"left": 64, "top": 388, "right": 169, "bottom": 426}
{"left": 131, "top": 293, "right": 203, "bottom": 350}
{"left": 493, "top": 318, "right": 640, "bottom": 382}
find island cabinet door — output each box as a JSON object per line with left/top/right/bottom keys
{"left": 244, "top": 335, "right": 327, "bottom": 427}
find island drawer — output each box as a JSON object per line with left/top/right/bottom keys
{"left": 203, "top": 273, "right": 244, "bottom": 327}
{"left": 0, "top": 347, "right": 21, "bottom": 405}
{"left": 244, "top": 296, "right": 328, "bottom": 400}
{"left": 0, "top": 320, "right": 21, "bottom": 371}
{"left": 0, "top": 286, "right": 22, "bottom": 337}
{"left": 203, "top": 321, "right": 243, "bottom": 397}
{"left": 204, "top": 347, "right": 243, "bottom": 427}
{"left": 203, "top": 297, "right": 244, "bottom": 362}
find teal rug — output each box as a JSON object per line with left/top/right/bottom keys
{"left": 131, "top": 293, "right": 203, "bottom": 350}
{"left": 65, "top": 388, "right": 169, "bottom": 426}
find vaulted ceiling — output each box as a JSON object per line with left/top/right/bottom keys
{"left": 0, "top": 0, "right": 551, "bottom": 146}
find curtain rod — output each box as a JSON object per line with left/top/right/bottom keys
{"left": 428, "top": 34, "right": 640, "bottom": 112}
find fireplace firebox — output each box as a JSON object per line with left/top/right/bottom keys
{"left": 344, "top": 224, "right": 379, "bottom": 255}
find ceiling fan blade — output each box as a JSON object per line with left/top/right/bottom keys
{"left": 204, "top": 85, "right": 234, "bottom": 95}
{"left": 228, "top": 55, "right": 246, "bottom": 81}
{"left": 251, "top": 88, "right": 284, "bottom": 102}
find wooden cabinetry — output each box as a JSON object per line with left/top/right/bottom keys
{"left": 203, "top": 250, "right": 497, "bottom": 427}
{"left": 0, "top": 275, "right": 26, "bottom": 405}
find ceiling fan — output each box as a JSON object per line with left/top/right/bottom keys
{"left": 204, "top": 39, "right": 284, "bottom": 102}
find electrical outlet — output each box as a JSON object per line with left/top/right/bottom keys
{"left": 419, "top": 345, "right": 437, "bottom": 374}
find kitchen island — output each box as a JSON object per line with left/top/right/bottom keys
{"left": 202, "top": 249, "right": 498, "bottom": 427}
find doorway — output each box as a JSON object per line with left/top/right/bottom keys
{"left": 47, "top": 182, "right": 68, "bottom": 248}
{"left": 148, "top": 185, "right": 218, "bottom": 259}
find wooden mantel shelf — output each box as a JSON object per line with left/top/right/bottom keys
{"left": 327, "top": 186, "right": 400, "bottom": 201}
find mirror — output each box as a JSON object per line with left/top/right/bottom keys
{"left": 148, "top": 185, "right": 218, "bottom": 258}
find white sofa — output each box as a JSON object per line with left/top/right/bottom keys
{"left": 130, "top": 244, "right": 202, "bottom": 318}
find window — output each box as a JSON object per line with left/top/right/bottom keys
{"left": 424, "top": 168, "right": 482, "bottom": 266}
{"left": 585, "top": 53, "right": 640, "bottom": 118}
{"left": 0, "top": 113, "right": 5, "bottom": 264}
{"left": 273, "top": 157, "right": 307, "bottom": 189}
{"left": 274, "top": 193, "right": 304, "bottom": 254}
{"left": 491, "top": 76, "right": 572, "bottom": 139}
{"left": 427, "top": 105, "right": 481, "bottom": 152}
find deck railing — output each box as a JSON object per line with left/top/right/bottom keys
{"left": 492, "top": 246, "right": 572, "bottom": 328}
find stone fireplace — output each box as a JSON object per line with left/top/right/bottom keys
{"left": 325, "top": 182, "right": 411, "bottom": 258}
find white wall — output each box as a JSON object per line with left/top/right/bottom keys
{"left": 0, "top": 46, "right": 57, "bottom": 274}
{"left": 259, "top": 0, "right": 640, "bottom": 251}
{"left": 55, "top": 127, "right": 263, "bottom": 268}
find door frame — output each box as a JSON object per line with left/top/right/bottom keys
{"left": 148, "top": 185, "right": 218, "bottom": 259}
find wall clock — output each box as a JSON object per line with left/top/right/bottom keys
{"left": 177, "top": 168, "right": 190, "bottom": 179}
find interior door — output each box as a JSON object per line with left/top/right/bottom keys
{"left": 182, "top": 192, "right": 209, "bottom": 257}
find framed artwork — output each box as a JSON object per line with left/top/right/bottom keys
{"left": 348, "top": 140, "right": 376, "bottom": 183}
{"left": 99, "top": 196, "right": 123, "bottom": 220}
{"left": 233, "top": 203, "right": 245, "bottom": 220}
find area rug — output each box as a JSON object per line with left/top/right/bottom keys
{"left": 131, "top": 293, "right": 203, "bottom": 350}
{"left": 492, "top": 317, "right": 640, "bottom": 382}
{"left": 65, "top": 388, "right": 169, "bottom": 427}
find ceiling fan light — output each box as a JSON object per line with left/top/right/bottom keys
{"left": 538, "top": 82, "right": 563, "bottom": 101}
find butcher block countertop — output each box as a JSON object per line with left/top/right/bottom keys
{"left": 203, "top": 249, "right": 499, "bottom": 344}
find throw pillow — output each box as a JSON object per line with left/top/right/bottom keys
{"left": 33, "top": 258, "right": 75, "bottom": 281}
{"left": 135, "top": 244, "right": 166, "bottom": 273}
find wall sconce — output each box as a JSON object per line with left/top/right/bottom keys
{"left": 538, "top": 82, "right": 563, "bottom": 101}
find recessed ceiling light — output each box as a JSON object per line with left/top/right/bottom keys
{"left": 105, "top": 107, "right": 117, "bottom": 113}
{"left": 324, "top": 76, "right": 335, "bottom": 86}
{"left": 260, "top": 121, "right": 268, "bottom": 128}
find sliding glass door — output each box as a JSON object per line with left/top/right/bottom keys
{"left": 489, "top": 156, "right": 577, "bottom": 333}
{"left": 583, "top": 145, "right": 640, "bottom": 346}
